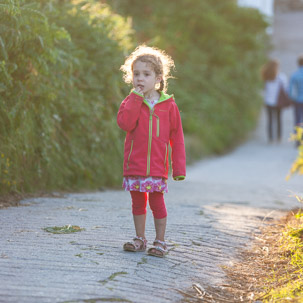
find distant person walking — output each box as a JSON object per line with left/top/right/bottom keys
{"left": 261, "top": 59, "right": 288, "bottom": 142}
{"left": 117, "top": 45, "right": 186, "bottom": 257}
{"left": 289, "top": 55, "right": 303, "bottom": 135}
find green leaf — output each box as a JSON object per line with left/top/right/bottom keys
{"left": 37, "top": 35, "right": 44, "bottom": 49}
{"left": 43, "top": 225, "right": 85, "bottom": 234}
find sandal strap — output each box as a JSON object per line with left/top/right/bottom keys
{"left": 152, "top": 246, "right": 167, "bottom": 253}
{"left": 153, "top": 239, "right": 166, "bottom": 248}
{"left": 134, "top": 236, "right": 147, "bottom": 245}
{"left": 124, "top": 236, "right": 147, "bottom": 251}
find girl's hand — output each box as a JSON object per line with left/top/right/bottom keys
{"left": 135, "top": 86, "right": 144, "bottom": 96}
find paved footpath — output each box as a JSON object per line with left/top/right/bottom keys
{"left": 1, "top": 11, "right": 303, "bottom": 303}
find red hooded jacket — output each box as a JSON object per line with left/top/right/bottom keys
{"left": 117, "top": 91, "right": 186, "bottom": 180}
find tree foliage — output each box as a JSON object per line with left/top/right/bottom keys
{"left": 0, "top": 0, "right": 133, "bottom": 193}
{"left": 0, "top": 0, "right": 268, "bottom": 194}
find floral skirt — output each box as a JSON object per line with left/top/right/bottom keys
{"left": 122, "top": 176, "right": 168, "bottom": 193}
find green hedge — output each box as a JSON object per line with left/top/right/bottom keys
{"left": 0, "top": 0, "right": 268, "bottom": 194}
{"left": 0, "top": 0, "right": 133, "bottom": 193}
{"left": 108, "top": 0, "right": 269, "bottom": 160}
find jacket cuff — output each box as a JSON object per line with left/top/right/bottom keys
{"left": 131, "top": 90, "right": 144, "bottom": 98}
{"left": 173, "top": 175, "right": 185, "bottom": 181}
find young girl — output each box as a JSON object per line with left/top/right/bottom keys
{"left": 117, "top": 45, "right": 186, "bottom": 257}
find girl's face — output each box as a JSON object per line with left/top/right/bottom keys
{"left": 132, "top": 60, "right": 162, "bottom": 97}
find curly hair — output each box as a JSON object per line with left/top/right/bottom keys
{"left": 120, "top": 45, "right": 175, "bottom": 93}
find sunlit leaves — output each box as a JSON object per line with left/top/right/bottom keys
{"left": 287, "top": 127, "right": 303, "bottom": 180}
{"left": 0, "top": 0, "right": 133, "bottom": 193}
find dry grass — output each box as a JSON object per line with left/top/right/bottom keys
{"left": 179, "top": 209, "right": 303, "bottom": 303}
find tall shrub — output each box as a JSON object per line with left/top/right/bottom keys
{"left": 0, "top": 0, "right": 134, "bottom": 193}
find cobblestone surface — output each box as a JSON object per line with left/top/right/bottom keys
{"left": 1, "top": 10, "right": 303, "bottom": 303}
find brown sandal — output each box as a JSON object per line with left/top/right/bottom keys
{"left": 123, "top": 236, "right": 147, "bottom": 252}
{"left": 147, "top": 239, "right": 168, "bottom": 258}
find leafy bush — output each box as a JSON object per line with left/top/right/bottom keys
{"left": 107, "top": 0, "right": 269, "bottom": 160}
{"left": 0, "top": 0, "right": 268, "bottom": 194}
{"left": 287, "top": 127, "right": 303, "bottom": 179}
{"left": 0, "top": 0, "right": 134, "bottom": 193}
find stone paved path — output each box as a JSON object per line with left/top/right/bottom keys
{"left": 1, "top": 10, "right": 303, "bottom": 303}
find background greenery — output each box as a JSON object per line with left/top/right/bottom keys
{"left": 108, "top": 0, "right": 269, "bottom": 159}
{"left": 0, "top": 0, "right": 133, "bottom": 193}
{"left": 0, "top": 0, "right": 268, "bottom": 194}
{"left": 287, "top": 127, "right": 303, "bottom": 179}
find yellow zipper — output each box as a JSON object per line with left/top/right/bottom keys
{"left": 146, "top": 109, "right": 154, "bottom": 176}
{"left": 145, "top": 95, "right": 170, "bottom": 175}
{"left": 164, "top": 143, "right": 168, "bottom": 171}
{"left": 126, "top": 140, "right": 133, "bottom": 170}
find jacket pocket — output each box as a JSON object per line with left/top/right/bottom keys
{"left": 164, "top": 142, "right": 168, "bottom": 171}
{"left": 153, "top": 113, "right": 160, "bottom": 137}
{"left": 126, "top": 140, "right": 134, "bottom": 170}
{"left": 154, "top": 109, "right": 169, "bottom": 141}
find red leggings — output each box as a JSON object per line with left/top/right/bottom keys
{"left": 130, "top": 191, "right": 167, "bottom": 219}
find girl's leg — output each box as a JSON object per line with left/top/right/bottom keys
{"left": 131, "top": 191, "right": 148, "bottom": 238}
{"left": 148, "top": 192, "right": 168, "bottom": 256}
{"left": 124, "top": 191, "right": 148, "bottom": 251}
{"left": 154, "top": 217, "right": 167, "bottom": 242}
{"left": 149, "top": 192, "right": 167, "bottom": 255}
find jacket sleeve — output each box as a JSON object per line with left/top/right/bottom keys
{"left": 169, "top": 102, "right": 186, "bottom": 180}
{"left": 117, "top": 92, "right": 144, "bottom": 132}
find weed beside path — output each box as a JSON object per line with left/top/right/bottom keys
{"left": 181, "top": 209, "right": 303, "bottom": 303}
